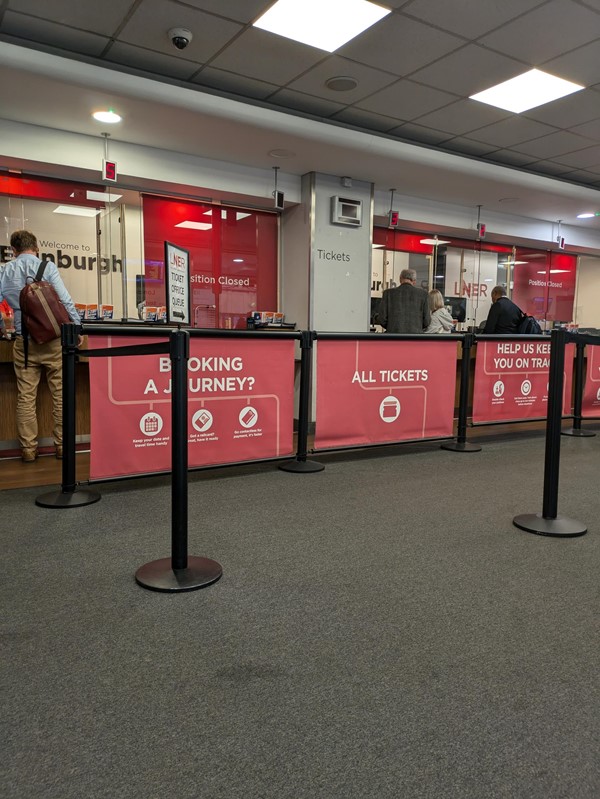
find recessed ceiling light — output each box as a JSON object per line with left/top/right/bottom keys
{"left": 499, "top": 260, "right": 528, "bottom": 265}
{"left": 233, "top": 258, "right": 244, "bottom": 263}
{"left": 254, "top": 0, "right": 391, "bottom": 52}
{"left": 86, "top": 190, "right": 122, "bottom": 203}
{"left": 420, "top": 238, "right": 450, "bottom": 245}
{"left": 325, "top": 76, "right": 359, "bottom": 92}
{"left": 576, "top": 212, "right": 598, "bottom": 219}
{"left": 470, "top": 69, "right": 584, "bottom": 113}
{"left": 175, "top": 221, "right": 212, "bottom": 230}
{"left": 92, "top": 110, "right": 122, "bottom": 124}
{"left": 53, "top": 205, "right": 100, "bottom": 217}
{"left": 268, "top": 149, "right": 296, "bottom": 159}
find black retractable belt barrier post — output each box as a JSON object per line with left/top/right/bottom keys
{"left": 279, "top": 329, "right": 324, "bottom": 473}
{"left": 441, "top": 332, "right": 481, "bottom": 453}
{"left": 135, "top": 329, "right": 223, "bottom": 592}
{"left": 562, "top": 338, "right": 595, "bottom": 438}
{"left": 513, "top": 328, "right": 587, "bottom": 537}
{"left": 36, "top": 324, "right": 101, "bottom": 508}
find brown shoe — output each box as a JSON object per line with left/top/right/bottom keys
{"left": 22, "top": 448, "right": 38, "bottom": 463}
{"left": 55, "top": 445, "right": 63, "bottom": 459}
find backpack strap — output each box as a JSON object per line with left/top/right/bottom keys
{"left": 34, "top": 261, "right": 48, "bottom": 282}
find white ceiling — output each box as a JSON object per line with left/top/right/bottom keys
{"left": 0, "top": 0, "right": 599, "bottom": 230}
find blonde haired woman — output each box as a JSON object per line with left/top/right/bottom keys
{"left": 425, "top": 290, "right": 454, "bottom": 333}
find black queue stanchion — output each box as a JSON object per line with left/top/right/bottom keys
{"left": 441, "top": 332, "right": 481, "bottom": 453}
{"left": 513, "top": 328, "right": 587, "bottom": 537}
{"left": 279, "top": 329, "right": 324, "bottom": 473}
{"left": 135, "top": 329, "right": 223, "bottom": 592}
{"left": 562, "top": 338, "right": 596, "bottom": 438}
{"left": 36, "top": 323, "right": 101, "bottom": 508}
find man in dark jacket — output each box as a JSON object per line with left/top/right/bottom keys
{"left": 376, "top": 269, "right": 430, "bottom": 333}
{"left": 483, "top": 286, "right": 522, "bottom": 334}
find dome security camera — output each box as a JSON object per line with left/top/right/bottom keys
{"left": 168, "top": 27, "right": 193, "bottom": 50}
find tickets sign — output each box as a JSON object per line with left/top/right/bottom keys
{"left": 315, "top": 338, "right": 458, "bottom": 450}
{"left": 89, "top": 336, "right": 295, "bottom": 479}
{"left": 472, "top": 339, "right": 574, "bottom": 423}
{"left": 582, "top": 344, "right": 600, "bottom": 418}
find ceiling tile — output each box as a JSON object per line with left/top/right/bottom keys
{"left": 106, "top": 42, "right": 201, "bottom": 81}
{"left": 2, "top": 11, "right": 109, "bottom": 56}
{"left": 268, "top": 89, "right": 346, "bottom": 117}
{"left": 542, "top": 40, "right": 600, "bottom": 86}
{"left": 512, "top": 130, "right": 596, "bottom": 158}
{"left": 5, "top": 0, "right": 129, "bottom": 35}
{"left": 570, "top": 117, "right": 600, "bottom": 141}
{"left": 529, "top": 160, "right": 581, "bottom": 176}
{"left": 208, "top": 27, "right": 326, "bottom": 84}
{"left": 339, "top": 14, "right": 464, "bottom": 77}
{"left": 286, "top": 56, "right": 398, "bottom": 104}
{"left": 356, "top": 80, "right": 456, "bottom": 120}
{"left": 442, "top": 138, "right": 500, "bottom": 156}
{"left": 331, "top": 108, "right": 401, "bottom": 132}
{"left": 480, "top": 0, "right": 600, "bottom": 64}
{"left": 554, "top": 145, "right": 600, "bottom": 168}
{"left": 521, "top": 89, "right": 600, "bottom": 128}
{"left": 389, "top": 122, "right": 453, "bottom": 145}
{"left": 413, "top": 99, "right": 510, "bottom": 136}
{"left": 118, "top": 0, "right": 243, "bottom": 61}
{"left": 466, "top": 117, "right": 559, "bottom": 148}
{"left": 559, "top": 169, "right": 600, "bottom": 185}
{"left": 402, "top": 0, "right": 546, "bottom": 39}
{"left": 410, "top": 44, "right": 526, "bottom": 96}
{"left": 179, "top": 0, "right": 272, "bottom": 23}
{"left": 487, "top": 150, "right": 540, "bottom": 166}
{"left": 193, "top": 67, "right": 279, "bottom": 100}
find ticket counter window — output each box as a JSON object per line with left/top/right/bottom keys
{"left": 142, "top": 195, "right": 278, "bottom": 329}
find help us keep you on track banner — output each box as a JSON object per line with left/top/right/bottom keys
{"left": 88, "top": 337, "right": 295, "bottom": 479}
{"left": 315, "top": 339, "right": 458, "bottom": 450}
{"left": 583, "top": 344, "right": 600, "bottom": 418}
{"left": 472, "top": 339, "right": 575, "bottom": 424}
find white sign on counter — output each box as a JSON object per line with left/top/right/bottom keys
{"left": 165, "top": 241, "right": 190, "bottom": 325}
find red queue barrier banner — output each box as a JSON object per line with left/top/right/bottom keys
{"left": 89, "top": 336, "right": 295, "bottom": 479}
{"left": 582, "top": 344, "right": 600, "bottom": 418}
{"left": 315, "top": 338, "right": 457, "bottom": 450}
{"left": 472, "top": 339, "right": 575, "bottom": 424}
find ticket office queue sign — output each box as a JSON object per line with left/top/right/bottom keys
{"left": 165, "top": 241, "right": 191, "bottom": 325}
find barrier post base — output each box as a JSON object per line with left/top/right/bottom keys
{"left": 35, "top": 488, "right": 101, "bottom": 508}
{"left": 513, "top": 513, "right": 587, "bottom": 537}
{"left": 278, "top": 459, "right": 324, "bottom": 473}
{"left": 561, "top": 428, "right": 596, "bottom": 438}
{"left": 135, "top": 556, "right": 223, "bottom": 592}
{"left": 440, "top": 440, "right": 482, "bottom": 453}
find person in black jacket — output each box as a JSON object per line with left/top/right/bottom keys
{"left": 483, "top": 286, "right": 522, "bottom": 334}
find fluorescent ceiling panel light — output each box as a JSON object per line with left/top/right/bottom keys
{"left": 253, "top": 0, "right": 391, "bottom": 52}
{"left": 550, "top": 269, "right": 569, "bottom": 274}
{"left": 499, "top": 260, "right": 528, "bottom": 265}
{"left": 92, "top": 110, "right": 122, "bottom": 123}
{"left": 576, "top": 212, "right": 598, "bottom": 219}
{"left": 420, "top": 238, "right": 450, "bottom": 245}
{"left": 372, "top": 244, "right": 385, "bottom": 248}
{"left": 175, "top": 221, "right": 212, "bottom": 230}
{"left": 86, "top": 191, "right": 122, "bottom": 203}
{"left": 233, "top": 258, "right": 244, "bottom": 263}
{"left": 204, "top": 209, "right": 251, "bottom": 221}
{"left": 53, "top": 205, "right": 100, "bottom": 217}
{"left": 470, "top": 69, "right": 584, "bottom": 113}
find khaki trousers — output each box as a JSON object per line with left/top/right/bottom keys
{"left": 13, "top": 336, "right": 63, "bottom": 450}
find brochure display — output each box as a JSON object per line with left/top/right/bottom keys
{"left": 473, "top": 339, "right": 574, "bottom": 423}
{"left": 89, "top": 336, "right": 295, "bottom": 479}
{"left": 582, "top": 344, "right": 600, "bottom": 418}
{"left": 315, "top": 338, "right": 457, "bottom": 450}
{"left": 164, "top": 241, "right": 190, "bottom": 325}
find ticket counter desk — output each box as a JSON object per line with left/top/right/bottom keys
{"left": 0, "top": 338, "right": 90, "bottom": 457}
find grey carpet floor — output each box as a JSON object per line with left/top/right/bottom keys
{"left": 2, "top": 432, "right": 599, "bottom": 799}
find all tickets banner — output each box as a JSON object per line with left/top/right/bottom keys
{"left": 89, "top": 337, "right": 295, "bottom": 479}
{"left": 582, "top": 344, "right": 600, "bottom": 418}
{"left": 472, "top": 339, "right": 574, "bottom": 424}
{"left": 315, "top": 339, "right": 457, "bottom": 450}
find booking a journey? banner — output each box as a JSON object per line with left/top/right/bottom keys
{"left": 314, "top": 339, "right": 458, "bottom": 450}
{"left": 582, "top": 344, "right": 600, "bottom": 418}
{"left": 88, "top": 336, "right": 295, "bottom": 479}
{"left": 472, "top": 339, "right": 575, "bottom": 424}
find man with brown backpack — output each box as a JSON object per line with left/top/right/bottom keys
{"left": 0, "top": 230, "right": 81, "bottom": 462}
